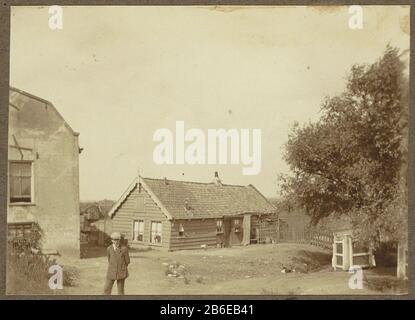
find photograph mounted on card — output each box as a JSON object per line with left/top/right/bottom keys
{"left": 4, "top": 4, "right": 410, "bottom": 297}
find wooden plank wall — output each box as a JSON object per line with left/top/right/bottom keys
{"left": 169, "top": 219, "right": 218, "bottom": 251}
{"left": 111, "top": 185, "right": 171, "bottom": 250}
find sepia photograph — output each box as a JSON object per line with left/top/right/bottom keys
{"left": 4, "top": 4, "right": 410, "bottom": 296}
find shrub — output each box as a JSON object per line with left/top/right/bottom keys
{"left": 63, "top": 265, "right": 80, "bottom": 287}
{"left": 7, "top": 244, "right": 53, "bottom": 294}
{"left": 6, "top": 223, "right": 78, "bottom": 294}
{"left": 374, "top": 242, "right": 398, "bottom": 267}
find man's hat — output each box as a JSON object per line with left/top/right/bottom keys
{"left": 111, "top": 232, "right": 121, "bottom": 240}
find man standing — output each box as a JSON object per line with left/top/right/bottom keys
{"left": 104, "top": 232, "right": 130, "bottom": 295}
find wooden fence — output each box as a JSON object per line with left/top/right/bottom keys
{"left": 308, "top": 229, "right": 334, "bottom": 250}
{"left": 278, "top": 228, "right": 309, "bottom": 244}
{"left": 278, "top": 226, "right": 334, "bottom": 250}
{"left": 256, "top": 220, "right": 279, "bottom": 244}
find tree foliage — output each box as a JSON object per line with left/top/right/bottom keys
{"left": 280, "top": 46, "right": 408, "bottom": 245}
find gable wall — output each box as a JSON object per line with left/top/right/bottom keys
{"left": 111, "top": 185, "right": 171, "bottom": 249}
{"left": 169, "top": 218, "right": 218, "bottom": 251}
{"left": 8, "top": 91, "right": 80, "bottom": 255}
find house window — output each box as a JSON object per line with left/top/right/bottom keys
{"left": 179, "top": 223, "right": 184, "bottom": 236}
{"left": 9, "top": 162, "right": 32, "bottom": 203}
{"left": 150, "top": 221, "right": 162, "bottom": 244}
{"left": 216, "top": 220, "right": 223, "bottom": 234}
{"left": 133, "top": 220, "right": 144, "bottom": 242}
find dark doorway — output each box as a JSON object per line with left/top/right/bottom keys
{"left": 224, "top": 218, "right": 243, "bottom": 247}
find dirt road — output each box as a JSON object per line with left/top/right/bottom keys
{"left": 60, "top": 243, "right": 401, "bottom": 295}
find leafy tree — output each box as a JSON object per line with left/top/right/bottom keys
{"left": 280, "top": 46, "right": 408, "bottom": 248}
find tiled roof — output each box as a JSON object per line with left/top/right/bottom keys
{"left": 141, "top": 177, "right": 276, "bottom": 219}
{"left": 109, "top": 176, "right": 277, "bottom": 220}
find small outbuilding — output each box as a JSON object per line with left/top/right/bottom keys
{"left": 331, "top": 229, "right": 376, "bottom": 271}
{"left": 316, "top": 215, "right": 376, "bottom": 271}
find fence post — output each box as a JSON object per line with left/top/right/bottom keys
{"left": 277, "top": 219, "right": 280, "bottom": 243}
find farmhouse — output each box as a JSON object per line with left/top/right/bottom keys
{"left": 108, "top": 172, "right": 278, "bottom": 250}
{"left": 7, "top": 87, "right": 80, "bottom": 255}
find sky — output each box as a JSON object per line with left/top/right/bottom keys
{"left": 10, "top": 5, "right": 410, "bottom": 201}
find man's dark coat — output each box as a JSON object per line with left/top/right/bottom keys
{"left": 106, "top": 245, "right": 130, "bottom": 280}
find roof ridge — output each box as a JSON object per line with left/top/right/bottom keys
{"left": 141, "top": 176, "right": 250, "bottom": 188}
